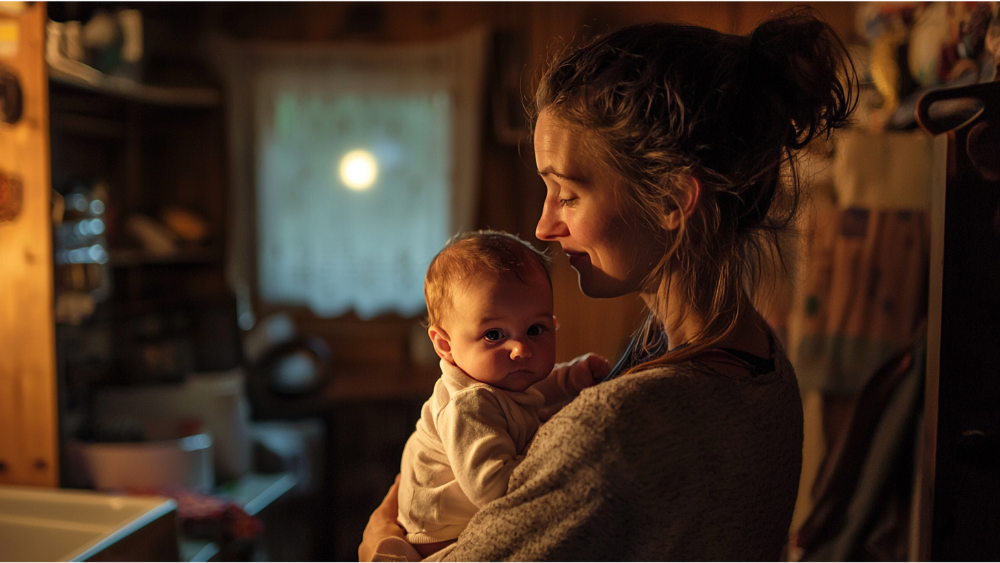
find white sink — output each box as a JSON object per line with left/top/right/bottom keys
{"left": 0, "top": 485, "right": 177, "bottom": 561}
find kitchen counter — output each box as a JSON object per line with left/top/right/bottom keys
{"left": 180, "top": 472, "right": 297, "bottom": 562}
{"left": 0, "top": 485, "right": 177, "bottom": 561}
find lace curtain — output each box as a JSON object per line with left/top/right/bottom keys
{"left": 210, "top": 30, "right": 487, "bottom": 320}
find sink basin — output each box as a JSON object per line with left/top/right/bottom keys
{"left": 0, "top": 485, "right": 177, "bottom": 561}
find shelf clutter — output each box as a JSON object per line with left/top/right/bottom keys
{"left": 49, "top": 64, "right": 221, "bottom": 108}
{"left": 46, "top": 11, "right": 220, "bottom": 107}
{"left": 47, "top": 8, "right": 234, "bottom": 400}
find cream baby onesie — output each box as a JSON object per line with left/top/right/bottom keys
{"left": 397, "top": 358, "right": 545, "bottom": 545}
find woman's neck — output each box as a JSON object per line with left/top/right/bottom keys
{"left": 640, "top": 273, "right": 770, "bottom": 358}
{"left": 640, "top": 271, "right": 705, "bottom": 350}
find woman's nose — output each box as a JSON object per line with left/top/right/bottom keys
{"left": 535, "top": 198, "right": 568, "bottom": 241}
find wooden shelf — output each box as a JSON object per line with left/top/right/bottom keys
{"left": 49, "top": 65, "right": 221, "bottom": 108}
{"left": 50, "top": 111, "right": 126, "bottom": 138}
{"left": 110, "top": 247, "right": 222, "bottom": 267}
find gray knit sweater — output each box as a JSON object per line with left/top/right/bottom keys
{"left": 438, "top": 347, "right": 803, "bottom": 561}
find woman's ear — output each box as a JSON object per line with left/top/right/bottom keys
{"left": 662, "top": 175, "right": 702, "bottom": 231}
{"left": 427, "top": 325, "right": 453, "bottom": 362}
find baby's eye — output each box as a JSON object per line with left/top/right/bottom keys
{"left": 484, "top": 329, "right": 504, "bottom": 341}
{"left": 527, "top": 324, "right": 547, "bottom": 337}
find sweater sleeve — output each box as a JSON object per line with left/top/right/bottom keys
{"left": 439, "top": 389, "right": 629, "bottom": 562}
{"left": 435, "top": 386, "right": 523, "bottom": 508}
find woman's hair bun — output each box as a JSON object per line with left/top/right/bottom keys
{"left": 747, "top": 8, "right": 858, "bottom": 150}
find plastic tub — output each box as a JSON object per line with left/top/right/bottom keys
{"left": 76, "top": 434, "right": 214, "bottom": 493}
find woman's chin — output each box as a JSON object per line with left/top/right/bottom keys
{"left": 575, "top": 271, "right": 631, "bottom": 299}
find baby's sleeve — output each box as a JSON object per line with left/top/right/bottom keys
{"left": 435, "top": 387, "right": 523, "bottom": 508}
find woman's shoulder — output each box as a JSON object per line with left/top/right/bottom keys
{"left": 538, "top": 350, "right": 800, "bottom": 448}
{"left": 532, "top": 363, "right": 702, "bottom": 444}
{"left": 593, "top": 347, "right": 795, "bottom": 400}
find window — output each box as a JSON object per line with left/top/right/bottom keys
{"left": 212, "top": 29, "right": 486, "bottom": 320}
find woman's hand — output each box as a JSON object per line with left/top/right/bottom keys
{"left": 359, "top": 474, "right": 406, "bottom": 562}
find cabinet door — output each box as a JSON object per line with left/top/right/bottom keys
{"left": 915, "top": 80, "right": 1000, "bottom": 559}
{"left": 0, "top": 2, "right": 58, "bottom": 487}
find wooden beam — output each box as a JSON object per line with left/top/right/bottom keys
{"left": 0, "top": 1, "right": 58, "bottom": 487}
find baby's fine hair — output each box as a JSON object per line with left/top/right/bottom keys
{"left": 424, "top": 230, "right": 552, "bottom": 327}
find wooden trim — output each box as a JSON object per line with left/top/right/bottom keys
{"left": 0, "top": 2, "right": 58, "bottom": 486}
{"left": 910, "top": 132, "right": 950, "bottom": 561}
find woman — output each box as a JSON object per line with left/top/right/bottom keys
{"left": 362, "top": 9, "right": 856, "bottom": 561}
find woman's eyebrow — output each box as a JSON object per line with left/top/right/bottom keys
{"left": 538, "top": 166, "right": 579, "bottom": 181}
{"left": 537, "top": 166, "right": 560, "bottom": 177}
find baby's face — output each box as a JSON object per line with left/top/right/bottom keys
{"left": 441, "top": 268, "right": 556, "bottom": 392}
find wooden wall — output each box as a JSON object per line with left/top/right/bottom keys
{"left": 204, "top": 7, "right": 858, "bottom": 558}
{"left": 0, "top": 5, "right": 859, "bottom": 485}
{"left": 0, "top": 2, "right": 58, "bottom": 487}
{"left": 208, "top": 2, "right": 858, "bottom": 372}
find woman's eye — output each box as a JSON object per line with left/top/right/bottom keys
{"left": 527, "top": 324, "right": 546, "bottom": 336}
{"left": 484, "top": 329, "right": 504, "bottom": 341}
{"left": 558, "top": 197, "right": 578, "bottom": 208}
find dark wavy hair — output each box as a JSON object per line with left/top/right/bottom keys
{"left": 533, "top": 8, "right": 857, "bottom": 368}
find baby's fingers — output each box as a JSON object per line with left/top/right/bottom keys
{"left": 585, "top": 353, "right": 612, "bottom": 380}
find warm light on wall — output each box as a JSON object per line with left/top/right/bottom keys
{"left": 338, "top": 150, "right": 378, "bottom": 191}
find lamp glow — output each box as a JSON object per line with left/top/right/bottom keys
{"left": 339, "top": 150, "right": 378, "bottom": 191}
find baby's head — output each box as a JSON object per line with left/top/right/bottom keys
{"left": 424, "top": 231, "right": 556, "bottom": 392}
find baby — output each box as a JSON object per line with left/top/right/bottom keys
{"left": 397, "top": 230, "right": 610, "bottom": 558}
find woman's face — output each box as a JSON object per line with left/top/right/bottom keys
{"left": 534, "top": 110, "right": 666, "bottom": 299}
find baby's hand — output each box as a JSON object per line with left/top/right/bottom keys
{"left": 563, "top": 353, "right": 612, "bottom": 392}
{"left": 536, "top": 353, "right": 612, "bottom": 421}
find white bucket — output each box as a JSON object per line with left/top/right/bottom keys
{"left": 93, "top": 368, "right": 251, "bottom": 482}
{"left": 80, "top": 434, "right": 214, "bottom": 493}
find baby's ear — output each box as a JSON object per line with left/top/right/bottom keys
{"left": 427, "top": 326, "right": 453, "bottom": 362}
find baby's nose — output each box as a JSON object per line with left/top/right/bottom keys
{"left": 510, "top": 341, "right": 532, "bottom": 361}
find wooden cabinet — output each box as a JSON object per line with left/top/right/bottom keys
{"left": 50, "top": 73, "right": 234, "bottom": 388}
{"left": 916, "top": 80, "right": 1000, "bottom": 560}
{"left": 45, "top": 9, "right": 235, "bottom": 478}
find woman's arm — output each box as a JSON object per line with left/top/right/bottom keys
{"left": 362, "top": 381, "right": 631, "bottom": 562}
{"left": 442, "top": 395, "right": 627, "bottom": 561}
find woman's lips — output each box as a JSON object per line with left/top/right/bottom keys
{"left": 565, "top": 251, "right": 588, "bottom": 268}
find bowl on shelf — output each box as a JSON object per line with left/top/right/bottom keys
{"left": 69, "top": 433, "right": 214, "bottom": 493}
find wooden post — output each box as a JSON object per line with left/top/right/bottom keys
{"left": 0, "top": 1, "right": 58, "bottom": 487}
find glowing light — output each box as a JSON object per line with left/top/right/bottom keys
{"left": 339, "top": 150, "right": 378, "bottom": 191}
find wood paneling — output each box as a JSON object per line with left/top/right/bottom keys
{"left": 213, "top": 1, "right": 859, "bottom": 380}
{"left": 0, "top": 2, "right": 58, "bottom": 486}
